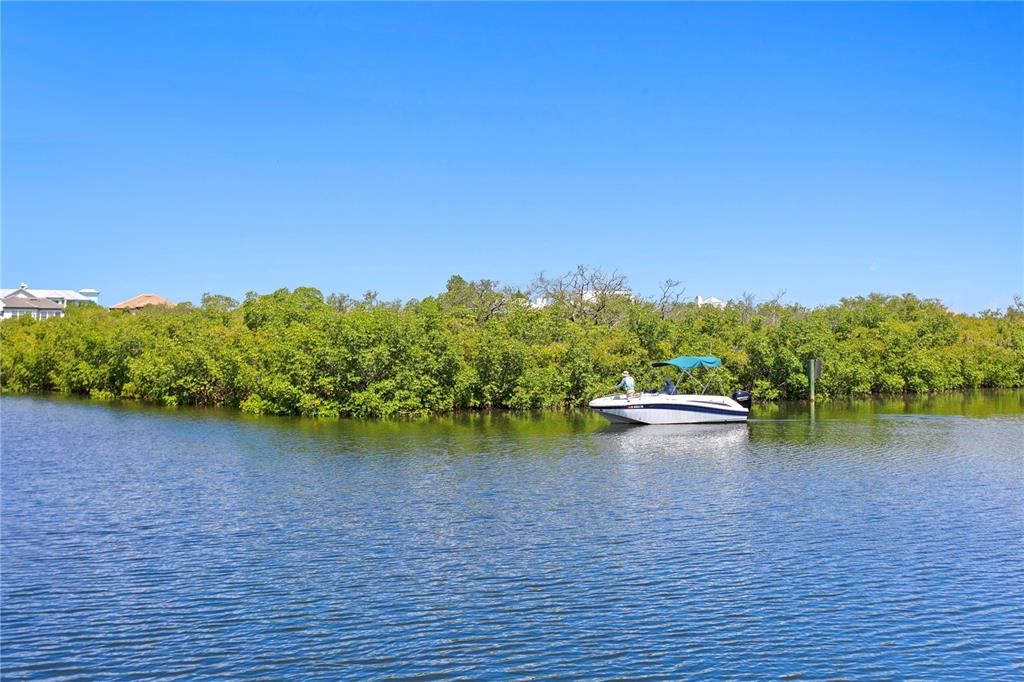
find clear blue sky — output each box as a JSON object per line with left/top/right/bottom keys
{"left": 3, "top": 2, "right": 1021, "bottom": 312}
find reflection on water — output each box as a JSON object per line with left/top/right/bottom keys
{"left": 601, "top": 422, "right": 751, "bottom": 456}
{"left": 752, "top": 388, "right": 1024, "bottom": 420}
{"left": 2, "top": 392, "right": 1022, "bottom": 680}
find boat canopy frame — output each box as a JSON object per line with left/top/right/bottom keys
{"left": 652, "top": 356, "right": 726, "bottom": 395}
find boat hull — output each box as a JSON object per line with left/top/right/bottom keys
{"left": 588, "top": 393, "right": 749, "bottom": 425}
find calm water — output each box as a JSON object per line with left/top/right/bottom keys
{"left": 2, "top": 393, "right": 1022, "bottom": 680}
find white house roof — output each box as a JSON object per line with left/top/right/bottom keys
{"left": 695, "top": 295, "right": 727, "bottom": 308}
{"left": 0, "top": 288, "right": 92, "bottom": 301}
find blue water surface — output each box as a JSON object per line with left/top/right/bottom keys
{"left": 2, "top": 394, "right": 1022, "bottom": 679}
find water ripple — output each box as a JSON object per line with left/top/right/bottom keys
{"left": 2, "top": 397, "right": 1022, "bottom": 679}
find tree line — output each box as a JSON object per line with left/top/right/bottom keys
{"left": 2, "top": 269, "right": 1022, "bottom": 417}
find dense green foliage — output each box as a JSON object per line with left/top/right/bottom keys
{"left": 3, "top": 277, "right": 1022, "bottom": 417}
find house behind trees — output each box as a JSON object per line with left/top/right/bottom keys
{"left": 0, "top": 284, "right": 101, "bottom": 320}
{"left": 110, "top": 293, "right": 176, "bottom": 313}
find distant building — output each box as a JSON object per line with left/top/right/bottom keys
{"left": 695, "top": 295, "right": 727, "bottom": 309}
{"left": 530, "top": 290, "right": 632, "bottom": 309}
{"left": 110, "top": 293, "right": 176, "bottom": 312}
{"left": 0, "top": 293, "right": 65, "bottom": 320}
{"left": 0, "top": 283, "right": 100, "bottom": 308}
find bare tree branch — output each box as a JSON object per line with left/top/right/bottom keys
{"left": 655, "top": 279, "right": 684, "bottom": 318}
{"left": 530, "top": 265, "right": 631, "bottom": 322}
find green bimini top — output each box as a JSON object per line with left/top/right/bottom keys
{"left": 652, "top": 356, "right": 722, "bottom": 370}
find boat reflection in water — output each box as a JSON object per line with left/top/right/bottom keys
{"left": 599, "top": 421, "right": 750, "bottom": 457}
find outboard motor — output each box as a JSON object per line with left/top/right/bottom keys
{"left": 732, "top": 389, "right": 752, "bottom": 411}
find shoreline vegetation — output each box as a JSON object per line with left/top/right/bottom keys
{"left": 2, "top": 269, "right": 1022, "bottom": 418}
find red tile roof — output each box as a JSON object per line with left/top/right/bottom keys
{"left": 110, "top": 294, "right": 176, "bottom": 310}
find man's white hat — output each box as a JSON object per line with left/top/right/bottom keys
{"left": 622, "top": 371, "right": 630, "bottom": 376}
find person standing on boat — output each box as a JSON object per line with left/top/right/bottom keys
{"left": 616, "top": 371, "right": 636, "bottom": 397}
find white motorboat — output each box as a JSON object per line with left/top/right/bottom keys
{"left": 589, "top": 356, "right": 751, "bottom": 425}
